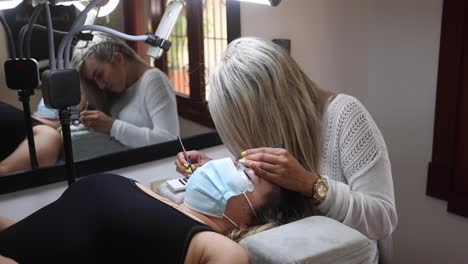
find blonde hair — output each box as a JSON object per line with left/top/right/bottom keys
{"left": 208, "top": 37, "right": 329, "bottom": 172}
{"left": 71, "top": 33, "right": 145, "bottom": 114}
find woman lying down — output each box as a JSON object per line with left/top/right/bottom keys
{"left": 0, "top": 158, "right": 305, "bottom": 263}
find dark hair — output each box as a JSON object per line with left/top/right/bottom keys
{"left": 227, "top": 188, "right": 306, "bottom": 242}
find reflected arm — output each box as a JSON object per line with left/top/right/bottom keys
{"left": 110, "top": 69, "right": 179, "bottom": 147}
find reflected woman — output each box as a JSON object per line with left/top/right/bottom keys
{"left": 34, "top": 33, "right": 179, "bottom": 147}
{"left": 71, "top": 33, "right": 179, "bottom": 148}
{"left": 35, "top": 33, "right": 179, "bottom": 147}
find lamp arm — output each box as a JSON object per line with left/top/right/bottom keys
{"left": 0, "top": 16, "right": 16, "bottom": 59}
{"left": 62, "top": 25, "right": 147, "bottom": 69}
{"left": 20, "top": 4, "right": 43, "bottom": 59}
{"left": 57, "top": 0, "right": 101, "bottom": 69}
{"left": 44, "top": 3, "right": 56, "bottom": 70}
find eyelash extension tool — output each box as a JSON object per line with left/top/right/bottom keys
{"left": 177, "top": 136, "right": 193, "bottom": 174}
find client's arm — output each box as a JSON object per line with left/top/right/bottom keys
{"left": 0, "top": 255, "right": 18, "bottom": 264}
{"left": 0, "top": 216, "right": 15, "bottom": 231}
{"left": 0, "top": 125, "right": 62, "bottom": 174}
{"left": 185, "top": 231, "right": 250, "bottom": 264}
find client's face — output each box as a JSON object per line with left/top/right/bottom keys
{"left": 184, "top": 158, "right": 279, "bottom": 227}
{"left": 243, "top": 168, "right": 279, "bottom": 208}
{"left": 225, "top": 167, "right": 280, "bottom": 225}
{"left": 82, "top": 55, "right": 126, "bottom": 94}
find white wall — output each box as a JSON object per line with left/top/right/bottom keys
{"left": 241, "top": 0, "right": 371, "bottom": 103}
{"left": 241, "top": 0, "right": 468, "bottom": 263}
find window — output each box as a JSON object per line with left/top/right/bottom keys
{"left": 134, "top": 0, "right": 241, "bottom": 127}
{"left": 427, "top": 0, "right": 468, "bottom": 217}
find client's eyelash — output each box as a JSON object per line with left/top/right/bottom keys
{"left": 243, "top": 170, "right": 252, "bottom": 181}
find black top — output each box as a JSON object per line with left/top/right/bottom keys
{"left": 0, "top": 173, "right": 212, "bottom": 263}
{"left": 0, "top": 101, "right": 43, "bottom": 161}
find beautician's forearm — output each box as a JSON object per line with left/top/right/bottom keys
{"left": 111, "top": 119, "right": 176, "bottom": 147}
{"left": 316, "top": 157, "right": 397, "bottom": 240}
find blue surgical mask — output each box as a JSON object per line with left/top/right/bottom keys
{"left": 35, "top": 98, "right": 59, "bottom": 119}
{"left": 184, "top": 158, "right": 256, "bottom": 226}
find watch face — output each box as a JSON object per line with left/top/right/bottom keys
{"left": 317, "top": 183, "right": 328, "bottom": 197}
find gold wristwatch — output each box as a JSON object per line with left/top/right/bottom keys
{"left": 311, "top": 175, "right": 329, "bottom": 205}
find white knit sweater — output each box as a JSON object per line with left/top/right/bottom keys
{"left": 317, "top": 94, "right": 397, "bottom": 263}
{"left": 110, "top": 68, "right": 179, "bottom": 147}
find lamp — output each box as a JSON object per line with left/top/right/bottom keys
{"left": 72, "top": 0, "right": 119, "bottom": 17}
{"left": 0, "top": 0, "right": 22, "bottom": 10}
{"left": 147, "top": 0, "right": 183, "bottom": 59}
{"left": 234, "top": 0, "right": 281, "bottom": 6}
{"left": 34, "top": 0, "right": 118, "bottom": 17}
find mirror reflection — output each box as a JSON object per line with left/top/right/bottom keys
{"left": 0, "top": 0, "right": 222, "bottom": 178}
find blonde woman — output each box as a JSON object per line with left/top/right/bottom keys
{"left": 176, "top": 37, "right": 397, "bottom": 263}
{"left": 71, "top": 33, "right": 179, "bottom": 147}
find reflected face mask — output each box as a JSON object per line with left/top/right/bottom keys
{"left": 184, "top": 158, "right": 255, "bottom": 220}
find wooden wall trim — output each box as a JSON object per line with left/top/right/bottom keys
{"left": 123, "top": 1, "right": 150, "bottom": 62}
{"left": 226, "top": 0, "right": 241, "bottom": 43}
{"left": 427, "top": 0, "right": 468, "bottom": 217}
{"left": 427, "top": 0, "right": 466, "bottom": 199}
{"left": 185, "top": 0, "right": 205, "bottom": 101}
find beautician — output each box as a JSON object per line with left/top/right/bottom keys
{"left": 176, "top": 37, "right": 397, "bottom": 263}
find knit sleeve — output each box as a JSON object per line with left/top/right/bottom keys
{"left": 316, "top": 98, "right": 397, "bottom": 240}
{"left": 110, "top": 70, "right": 179, "bottom": 147}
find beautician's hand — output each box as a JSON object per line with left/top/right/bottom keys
{"left": 175, "top": 150, "right": 212, "bottom": 176}
{"left": 79, "top": 110, "right": 115, "bottom": 134}
{"left": 241, "top": 147, "right": 319, "bottom": 195}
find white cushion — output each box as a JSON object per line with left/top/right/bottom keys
{"left": 240, "top": 216, "right": 373, "bottom": 264}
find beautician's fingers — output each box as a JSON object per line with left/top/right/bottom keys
{"left": 241, "top": 147, "right": 286, "bottom": 158}
{"left": 249, "top": 160, "right": 317, "bottom": 194}
{"left": 175, "top": 152, "right": 194, "bottom": 175}
{"left": 79, "top": 110, "right": 114, "bottom": 134}
{"left": 175, "top": 151, "right": 198, "bottom": 170}
{"left": 177, "top": 151, "right": 211, "bottom": 168}
{"left": 175, "top": 162, "right": 191, "bottom": 177}
{"left": 243, "top": 148, "right": 319, "bottom": 194}
{"left": 79, "top": 110, "right": 94, "bottom": 124}
{"left": 242, "top": 152, "right": 286, "bottom": 166}
{"left": 239, "top": 158, "right": 277, "bottom": 172}
{"left": 248, "top": 162, "right": 281, "bottom": 181}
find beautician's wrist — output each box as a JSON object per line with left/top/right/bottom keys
{"left": 301, "top": 171, "right": 320, "bottom": 198}
{"left": 109, "top": 119, "right": 119, "bottom": 136}
{"left": 107, "top": 118, "right": 115, "bottom": 133}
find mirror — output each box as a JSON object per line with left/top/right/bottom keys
{"left": 0, "top": 0, "right": 239, "bottom": 194}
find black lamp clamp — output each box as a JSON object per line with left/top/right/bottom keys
{"left": 145, "top": 33, "right": 172, "bottom": 52}
{"left": 71, "top": 31, "right": 95, "bottom": 46}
